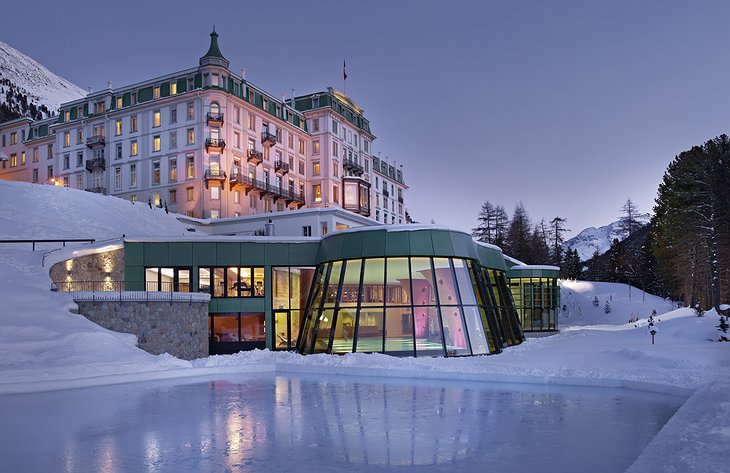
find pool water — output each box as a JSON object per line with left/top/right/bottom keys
{"left": 0, "top": 373, "right": 685, "bottom": 472}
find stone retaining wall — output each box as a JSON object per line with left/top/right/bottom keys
{"left": 76, "top": 299, "right": 209, "bottom": 360}
{"left": 50, "top": 249, "right": 125, "bottom": 286}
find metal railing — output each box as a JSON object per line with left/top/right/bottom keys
{"left": 229, "top": 174, "right": 304, "bottom": 203}
{"left": 85, "top": 135, "right": 105, "bottom": 148}
{"left": 343, "top": 159, "right": 364, "bottom": 176}
{"left": 274, "top": 160, "right": 290, "bottom": 174}
{"left": 52, "top": 280, "right": 208, "bottom": 303}
{"left": 85, "top": 157, "right": 106, "bottom": 172}
{"left": 205, "top": 138, "right": 226, "bottom": 151}
{"left": 204, "top": 168, "right": 227, "bottom": 180}
{"left": 0, "top": 238, "right": 96, "bottom": 251}
{"left": 86, "top": 186, "right": 106, "bottom": 194}
{"left": 261, "top": 131, "right": 277, "bottom": 145}
{"left": 247, "top": 148, "right": 263, "bottom": 161}
{"left": 206, "top": 112, "right": 224, "bottom": 123}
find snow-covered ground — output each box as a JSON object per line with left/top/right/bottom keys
{"left": 0, "top": 181, "right": 728, "bottom": 472}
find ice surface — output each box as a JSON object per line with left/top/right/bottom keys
{"left": 0, "top": 373, "right": 685, "bottom": 473}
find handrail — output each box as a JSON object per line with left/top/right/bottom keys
{"left": 52, "top": 280, "right": 208, "bottom": 303}
{"left": 0, "top": 239, "right": 96, "bottom": 251}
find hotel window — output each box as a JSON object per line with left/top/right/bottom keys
{"left": 114, "top": 167, "right": 122, "bottom": 190}
{"left": 48, "top": 144, "right": 53, "bottom": 159}
{"left": 198, "top": 267, "right": 264, "bottom": 298}
{"left": 332, "top": 120, "right": 338, "bottom": 134}
{"left": 153, "top": 86, "right": 160, "bottom": 99}
{"left": 234, "top": 132, "right": 240, "bottom": 148}
{"left": 313, "top": 118, "right": 319, "bottom": 131}
{"left": 63, "top": 154, "right": 69, "bottom": 170}
{"left": 312, "top": 140, "right": 320, "bottom": 155}
{"left": 131, "top": 115, "right": 138, "bottom": 132}
{"left": 263, "top": 199, "right": 271, "bottom": 212}
{"left": 116, "top": 97, "right": 123, "bottom": 109}
{"left": 153, "top": 193, "right": 161, "bottom": 207}
{"left": 64, "top": 110, "right": 70, "bottom": 122}
{"left": 115, "top": 120, "right": 122, "bottom": 135}
{"left": 130, "top": 194, "right": 137, "bottom": 203}
{"left": 287, "top": 134, "right": 293, "bottom": 149}
{"left": 116, "top": 144, "right": 122, "bottom": 160}
{"left": 248, "top": 89, "right": 255, "bottom": 103}
{"left": 94, "top": 101, "right": 105, "bottom": 114}
{"left": 211, "top": 186, "right": 220, "bottom": 200}
{"left": 333, "top": 161, "right": 339, "bottom": 177}
{"left": 152, "top": 161, "right": 160, "bottom": 184}
{"left": 233, "top": 190, "right": 240, "bottom": 204}
{"left": 47, "top": 165, "right": 53, "bottom": 179}
{"left": 153, "top": 135, "right": 161, "bottom": 152}
{"left": 169, "top": 158, "right": 177, "bottom": 181}
{"left": 62, "top": 176, "right": 69, "bottom": 187}
{"left": 234, "top": 107, "right": 240, "bottom": 124}
{"left": 248, "top": 113, "right": 256, "bottom": 131}
{"left": 313, "top": 184, "right": 322, "bottom": 203}
{"left": 186, "top": 186, "right": 194, "bottom": 201}
{"left": 364, "top": 140, "right": 369, "bottom": 153}
{"left": 170, "top": 131, "right": 177, "bottom": 149}
{"left": 33, "top": 148, "right": 38, "bottom": 162}
{"left": 153, "top": 111, "right": 161, "bottom": 127}
{"left": 129, "top": 163, "right": 137, "bottom": 187}
{"left": 333, "top": 185, "right": 339, "bottom": 204}
{"left": 64, "top": 132, "right": 70, "bottom": 147}
{"left": 32, "top": 169, "right": 38, "bottom": 183}
{"left": 302, "top": 226, "right": 312, "bottom": 237}
{"left": 313, "top": 162, "right": 320, "bottom": 176}
{"left": 169, "top": 189, "right": 177, "bottom": 204}
{"left": 333, "top": 142, "right": 338, "bottom": 157}
{"left": 77, "top": 129, "right": 83, "bottom": 144}
{"left": 186, "top": 155, "right": 194, "bottom": 178}
{"left": 76, "top": 174, "right": 83, "bottom": 190}
{"left": 187, "top": 102, "right": 195, "bottom": 120}
{"left": 76, "top": 152, "right": 83, "bottom": 167}
{"left": 20, "top": 151, "right": 26, "bottom": 165}
{"left": 298, "top": 160, "right": 305, "bottom": 175}
{"left": 364, "top": 159, "right": 369, "bottom": 172}
{"left": 298, "top": 139, "right": 304, "bottom": 154}
{"left": 262, "top": 98, "right": 268, "bottom": 110}
{"left": 131, "top": 140, "right": 138, "bottom": 156}
{"left": 171, "top": 82, "right": 177, "bottom": 95}
{"left": 93, "top": 124, "right": 105, "bottom": 138}
{"left": 187, "top": 128, "right": 194, "bottom": 145}
{"left": 10, "top": 154, "right": 17, "bottom": 167}
{"left": 170, "top": 108, "right": 177, "bottom": 124}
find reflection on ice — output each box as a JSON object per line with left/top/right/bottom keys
{"left": 0, "top": 373, "right": 684, "bottom": 473}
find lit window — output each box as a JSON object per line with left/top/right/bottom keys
{"left": 187, "top": 102, "right": 195, "bottom": 120}
{"left": 153, "top": 111, "right": 161, "bottom": 127}
{"left": 248, "top": 113, "right": 256, "bottom": 131}
{"left": 64, "top": 132, "right": 70, "bottom": 147}
{"left": 313, "top": 141, "right": 320, "bottom": 155}
{"left": 170, "top": 83, "right": 177, "bottom": 95}
{"left": 153, "top": 86, "right": 160, "bottom": 99}
{"left": 115, "top": 120, "right": 122, "bottom": 135}
{"left": 169, "top": 159, "right": 177, "bottom": 181}
{"left": 186, "top": 187, "right": 194, "bottom": 201}
{"left": 186, "top": 156, "right": 194, "bottom": 179}
{"left": 116, "top": 97, "right": 123, "bottom": 109}
{"left": 211, "top": 186, "right": 220, "bottom": 200}
{"left": 131, "top": 115, "right": 138, "bottom": 132}
{"left": 20, "top": 151, "right": 26, "bottom": 165}
{"left": 313, "top": 162, "right": 320, "bottom": 175}
{"left": 313, "top": 184, "right": 321, "bottom": 203}
{"left": 153, "top": 135, "right": 161, "bottom": 152}
{"left": 333, "top": 185, "right": 339, "bottom": 204}
{"left": 187, "top": 128, "right": 195, "bottom": 145}
{"left": 131, "top": 140, "right": 138, "bottom": 156}
{"left": 152, "top": 161, "right": 160, "bottom": 184}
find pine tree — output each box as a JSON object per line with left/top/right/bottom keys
{"left": 562, "top": 248, "right": 583, "bottom": 279}
{"left": 549, "top": 216, "right": 569, "bottom": 266}
{"left": 717, "top": 315, "right": 729, "bottom": 342}
{"left": 618, "top": 198, "right": 648, "bottom": 239}
{"left": 505, "top": 203, "right": 533, "bottom": 263}
{"left": 604, "top": 300, "right": 612, "bottom": 314}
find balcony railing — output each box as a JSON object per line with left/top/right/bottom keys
{"left": 274, "top": 161, "right": 290, "bottom": 176}
{"left": 52, "top": 280, "right": 210, "bottom": 303}
{"left": 85, "top": 157, "right": 106, "bottom": 173}
{"left": 204, "top": 168, "right": 227, "bottom": 181}
{"left": 205, "top": 138, "right": 226, "bottom": 152}
{"left": 261, "top": 131, "right": 277, "bottom": 146}
{"left": 229, "top": 174, "right": 305, "bottom": 207}
{"left": 247, "top": 148, "right": 263, "bottom": 165}
{"left": 86, "top": 186, "right": 106, "bottom": 194}
{"left": 206, "top": 112, "right": 224, "bottom": 126}
{"left": 85, "top": 135, "right": 105, "bottom": 148}
{"left": 343, "top": 159, "right": 364, "bottom": 176}
{"left": 398, "top": 195, "right": 404, "bottom": 203}
{"left": 382, "top": 188, "right": 389, "bottom": 197}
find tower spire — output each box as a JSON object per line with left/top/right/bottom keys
{"left": 199, "top": 28, "right": 229, "bottom": 69}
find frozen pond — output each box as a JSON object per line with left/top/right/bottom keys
{"left": 0, "top": 373, "right": 684, "bottom": 472}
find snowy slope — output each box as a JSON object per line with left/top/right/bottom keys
{"left": 560, "top": 280, "right": 675, "bottom": 328}
{"left": 562, "top": 220, "right": 624, "bottom": 261}
{"left": 0, "top": 40, "right": 86, "bottom": 115}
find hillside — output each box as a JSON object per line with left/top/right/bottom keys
{"left": 0, "top": 40, "right": 86, "bottom": 122}
{"left": 562, "top": 220, "right": 624, "bottom": 261}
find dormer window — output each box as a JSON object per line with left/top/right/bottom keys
{"left": 312, "top": 96, "right": 320, "bottom": 108}
{"left": 153, "top": 86, "right": 160, "bottom": 99}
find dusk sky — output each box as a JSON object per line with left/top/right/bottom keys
{"left": 4, "top": 0, "right": 730, "bottom": 235}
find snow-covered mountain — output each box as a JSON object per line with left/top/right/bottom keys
{"left": 562, "top": 220, "right": 624, "bottom": 261}
{"left": 0, "top": 40, "right": 86, "bottom": 121}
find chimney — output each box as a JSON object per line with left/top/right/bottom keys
{"left": 264, "top": 218, "right": 275, "bottom": 236}
{"left": 240, "top": 68, "right": 246, "bottom": 80}
{"left": 107, "top": 81, "right": 112, "bottom": 90}
{"left": 87, "top": 86, "right": 93, "bottom": 94}
{"left": 291, "top": 88, "right": 296, "bottom": 103}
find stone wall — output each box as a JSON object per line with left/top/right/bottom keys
{"left": 76, "top": 299, "right": 209, "bottom": 360}
{"left": 50, "top": 249, "right": 125, "bottom": 288}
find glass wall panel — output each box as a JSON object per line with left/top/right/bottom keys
{"left": 199, "top": 267, "right": 211, "bottom": 293}
{"left": 433, "top": 258, "right": 458, "bottom": 305}
{"left": 160, "top": 268, "right": 174, "bottom": 291}
{"left": 414, "top": 307, "right": 444, "bottom": 356}
{"left": 291, "top": 267, "right": 315, "bottom": 309}
{"left": 355, "top": 308, "right": 384, "bottom": 352}
{"left": 253, "top": 267, "right": 264, "bottom": 296}
{"left": 384, "top": 307, "right": 414, "bottom": 355}
{"left": 385, "top": 257, "right": 411, "bottom": 305}
{"left": 360, "top": 258, "right": 384, "bottom": 306}
{"left": 177, "top": 269, "right": 190, "bottom": 292}
{"left": 410, "top": 257, "right": 436, "bottom": 306}
{"left": 313, "top": 309, "right": 334, "bottom": 353}
{"left": 226, "top": 267, "right": 239, "bottom": 297}
{"left": 145, "top": 268, "right": 159, "bottom": 291}
{"left": 212, "top": 314, "right": 238, "bottom": 342}
{"left": 241, "top": 313, "right": 265, "bottom": 341}
{"left": 339, "top": 259, "right": 362, "bottom": 307}
{"left": 331, "top": 307, "right": 356, "bottom": 354}
{"left": 291, "top": 308, "right": 304, "bottom": 348}
{"left": 453, "top": 259, "right": 477, "bottom": 305}
{"left": 213, "top": 268, "right": 225, "bottom": 297}
{"left": 274, "top": 311, "right": 288, "bottom": 349}
{"left": 240, "top": 268, "right": 253, "bottom": 297}
{"left": 478, "top": 307, "right": 498, "bottom": 353}
{"left": 462, "top": 306, "right": 488, "bottom": 355}
{"left": 440, "top": 305, "right": 470, "bottom": 355}
{"left": 273, "top": 267, "right": 289, "bottom": 310}
{"left": 324, "top": 261, "right": 343, "bottom": 307}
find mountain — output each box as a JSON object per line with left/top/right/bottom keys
{"left": 562, "top": 220, "right": 624, "bottom": 261}
{"left": 0, "top": 40, "right": 86, "bottom": 122}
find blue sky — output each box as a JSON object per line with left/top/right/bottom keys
{"left": 5, "top": 0, "right": 730, "bottom": 235}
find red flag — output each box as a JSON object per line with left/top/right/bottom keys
{"left": 343, "top": 59, "right": 347, "bottom": 81}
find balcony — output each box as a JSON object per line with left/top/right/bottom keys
{"left": 85, "top": 135, "right": 105, "bottom": 148}
{"left": 261, "top": 131, "right": 277, "bottom": 147}
{"left": 382, "top": 188, "right": 389, "bottom": 197}
{"left": 343, "top": 158, "right": 364, "bottom": 176}
{"left": 204, "top": 168, "right": 227, "bottom": 188}
{"left": 229, "top": 174, "right": 304, "bottom": 208}
{"left": 398, "top": 195, "right": 404, "bottom": 204}
{"left": 85, "top": 157, "right": 106, "bottom": 173}
{"left": 206, "top": 112, "right": 224, "bottom": 127}
{"left": 86, "top": 186, "right": 106, "bottom": 194}
{"left": 274, "top": 161, "right": 289, "bottom": 176}
{"left": 205, "top": 138, "right": 226, "bottom": 153}
{"left": 246, "top": 148, "right": 263, "bottom": 165}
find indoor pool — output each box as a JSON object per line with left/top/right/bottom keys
{"left": 0, "top": 372, "right": 685, "bottom": 472}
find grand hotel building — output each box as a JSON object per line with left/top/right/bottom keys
{"left": 0, "top": 30, "right": 408, "bottom": 227}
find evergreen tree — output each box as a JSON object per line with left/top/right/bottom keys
{"left": 618, "top": 198, "right": 648, "bottom": 239}
{"left": 604, "top": 300, "right": 612, "bottom": 314}
{"left": 505, "top": 203, "right": 533, "bottom": 263}
{"left": 718, "top": 315, "right": 729, "bottom": 342}
{"left": 562, "top": 248, "right": 583, "bottom": 279}
{"left": 549, "top": 216, "right": 570, "bottom": 266}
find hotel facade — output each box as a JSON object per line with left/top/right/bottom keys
{"left": 0, "top": 30, "right": 407, "bottom": 228}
